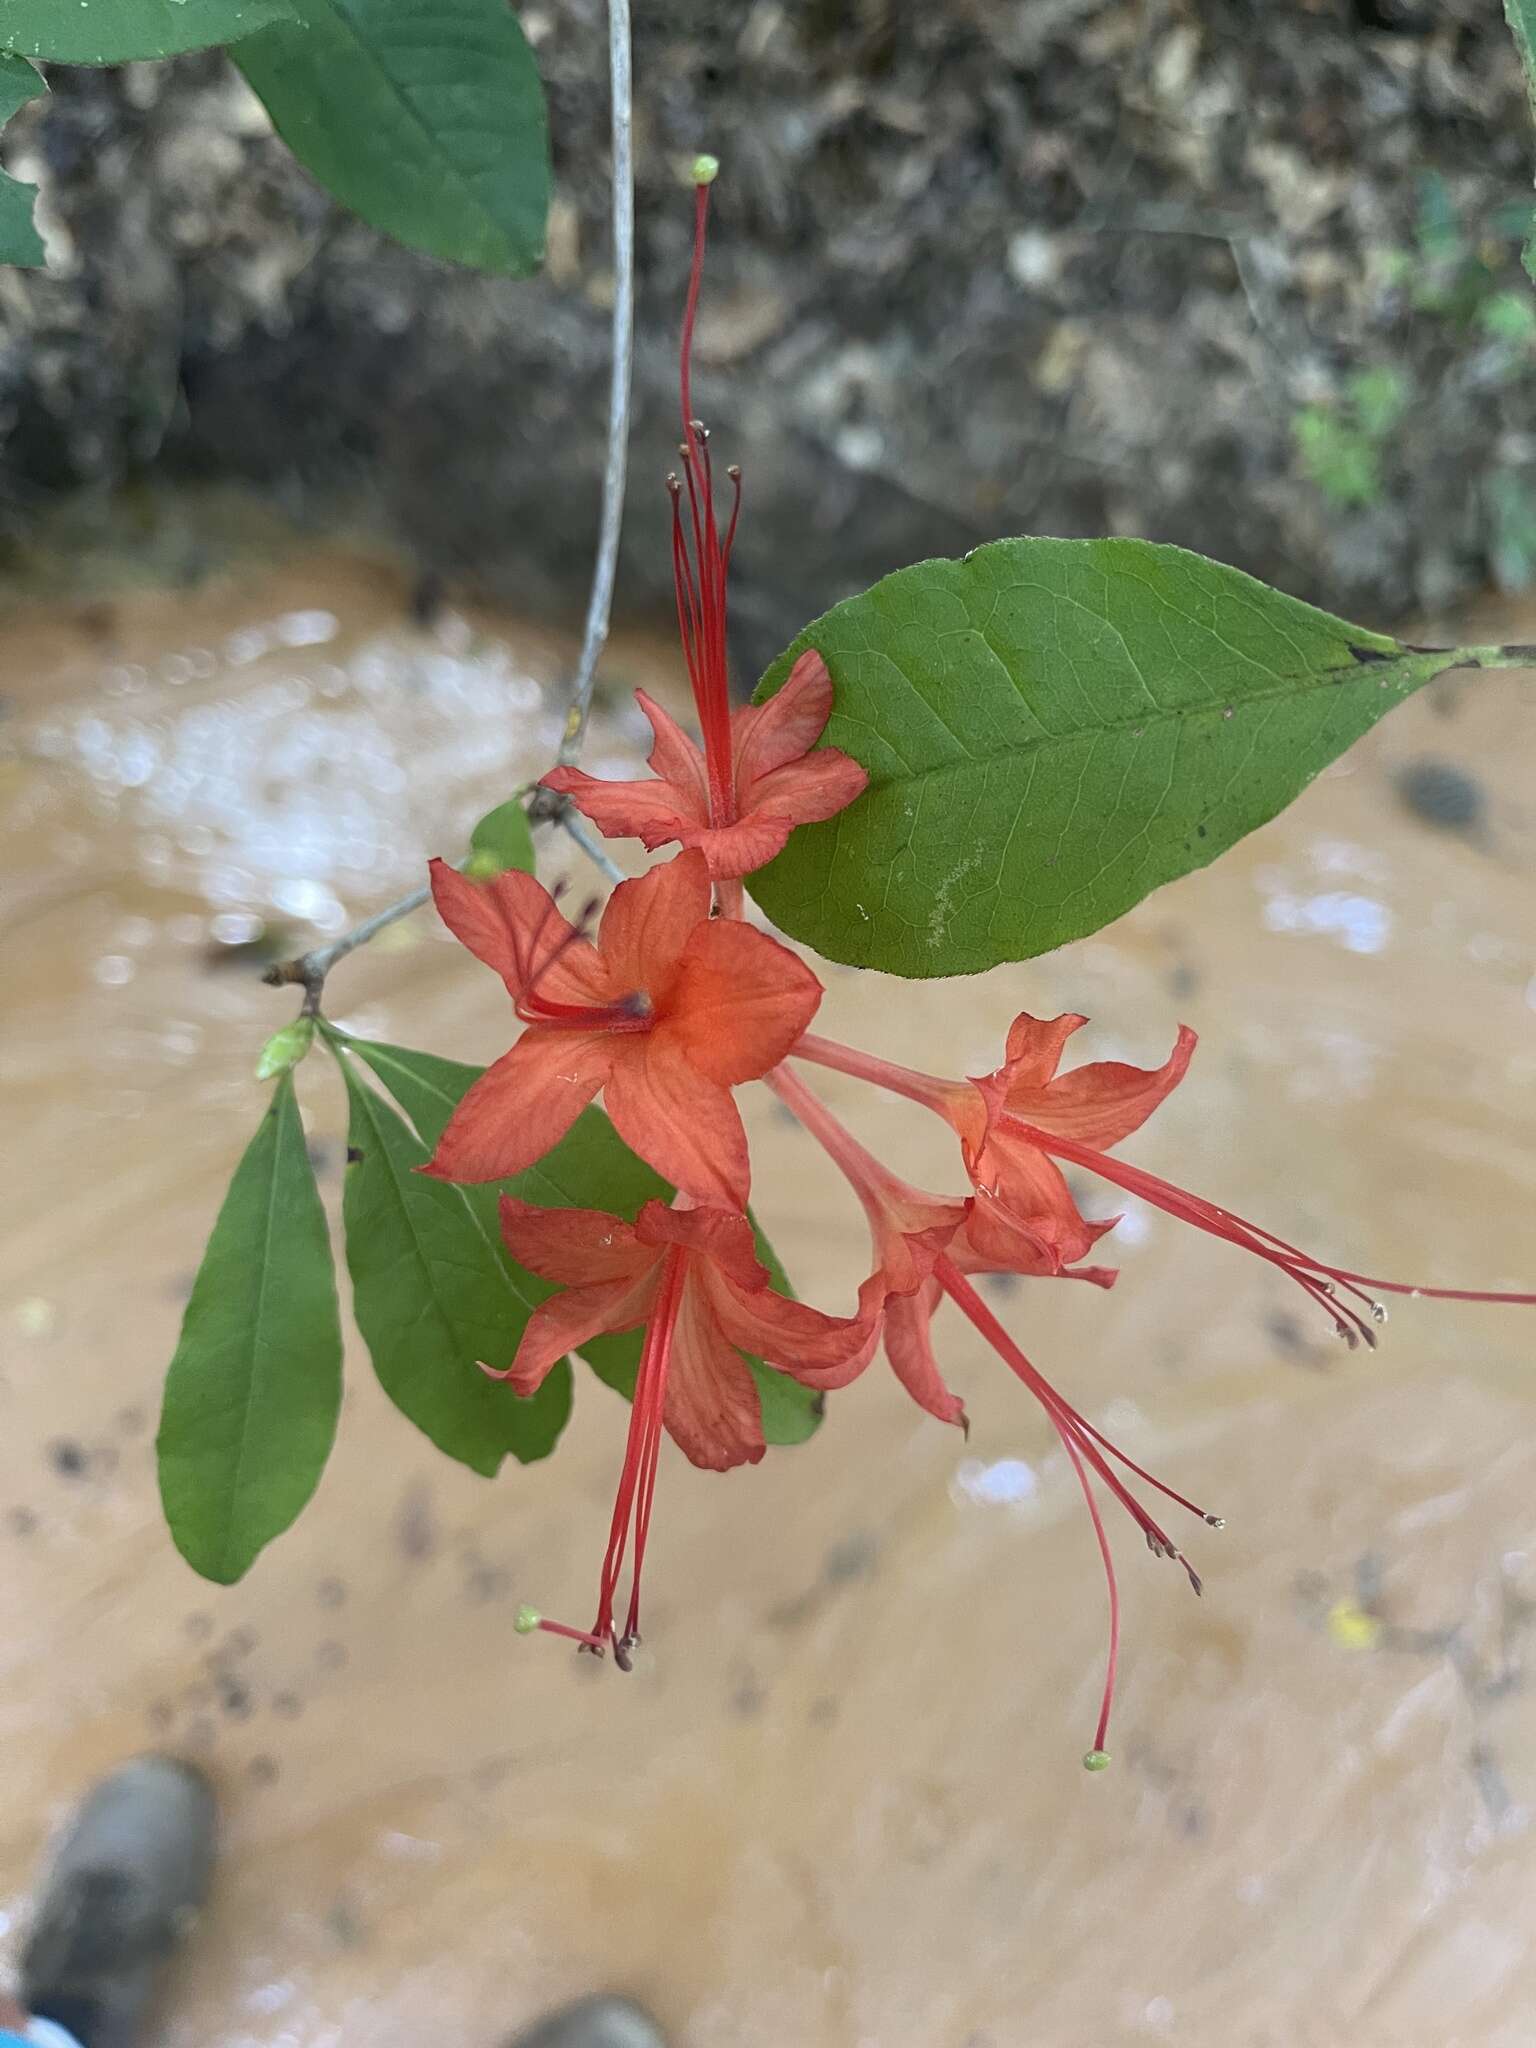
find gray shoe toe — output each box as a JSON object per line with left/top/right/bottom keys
{"left": 507, "top": 1995, "right": 670, "bottom": 2048}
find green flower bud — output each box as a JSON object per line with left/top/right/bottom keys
{"left": 255, "top": 1015, "right": 315, "bottom": 1081}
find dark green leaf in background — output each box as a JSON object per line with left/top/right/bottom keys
{"left": 0, "top": 55, "right": 44, "bottom": 268}
{"left": 157, "top": 1073, "right": 342, "bottom": 1584}
{"left": 342, "top": 1036, "right": 824, "bottom": 1447}
{"left": 337, "top": 1057, "right": 570, "bottom": 1472}
{"left": 234, "top": 0, "right": 551, "bottom": 274}
{"left": 466, "top": 796, "right": 536, "bottom": 879}
{"left": 747, "top": 537, "right": 1482, "bottom": 978}
{"left": 0, "top": 0, "right": 296, "bottom": 64}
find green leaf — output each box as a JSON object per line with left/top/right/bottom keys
{"left": 157, "top": 1073, "right": 342, "bottom": 1583}
{"left": 0, "top": 55, "right": 45, "bottom": 269}
{"left": 341, "top": 1035, "right": 824, "bottom": 1446}
{"left": 336, "top": 1057, "right": 570, "bottom": 1472}
{"left": 466, "top": 797, "right": 536, "bottom": 879}
{"left": 745, "top": 536, "right": 1483, "bottom": 977}
{"left": 234, "top": 0, "right": 550, "bottom": 274}
{"left": 0, "top": 0, "right": 296, "bottom": 63}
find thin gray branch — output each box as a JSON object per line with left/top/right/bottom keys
{"left": 266, "top": 0, "right": 636, "bottom": 1011}
{"left": 556, "top": 804, "right": 627, "bottom": 884}
{"left": 263, "top": 884, "right": 432, "bottom": 1013}
{"left": 550, "top": 0, "right": 634, "bottom": 777}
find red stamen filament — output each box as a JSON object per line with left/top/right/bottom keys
{"left": 1010, "top": 1119, "right": 1536, "bottom": 1337}
{"left": 789, "top": 1033, "right": 1535, "bottom": 1341}
{"left": 527, "top": 1246, "right": 687, "bottom": 1664}
{"left": 510, "top": 886, "right": 654, "bottom": 1034}
{"left": 937, "top": 1257, "right": 1212, "bottom": 1758}
{"left": 670, "top": 176, "right": 740, "bottom": 832}
{"left": 766, "top": 1060, "right": 1215, "bottom": 1759}
{"left": 599, "top": 1246, "right": 686, "bottom": 1656}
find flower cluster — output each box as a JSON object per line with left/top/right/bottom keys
{"left": 424, "top": 174, "right": 1534, "bottom": 1768}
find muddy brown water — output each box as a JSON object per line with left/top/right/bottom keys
{"left": 1, "top": 549, "right": 1534, "bottom": 2046}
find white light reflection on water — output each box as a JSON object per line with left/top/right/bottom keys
{"left": 951, "top": 1456, "right": 1038, "bottom": 1509}
{"left": 1255, "top": 842, "right": 1396, "bottom": 956}
{"left": 25, "top": 609, "right": 554, "bottom": 938}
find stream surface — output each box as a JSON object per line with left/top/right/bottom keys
{"left": 1, "top": 547, "right": 1534, "bottom": 2046}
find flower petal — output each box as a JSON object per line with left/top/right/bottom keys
{"left": 996, "top": 1010, "right": 1089, "bottom": 1089}
{"left": 634, "top": 1201, "right": 766, "bottom": 1290}
{"left": 746, "top": 747, "right": 869, "bottom": 828}
{"left": 946, "top": 1205, "right": 1120, "bottom": 1290}
{"left": 663, "top": 1273, "right": 766, "bottom": 1471}
{"left": 422, "top": 1031, "right": 609, "bottom": 1183}
{"left": 676, "top": 812, "right": 800, "bottom": 881}
{"left": 429, "top": 857, "right": 608, "bottom": 1006}
{"left": 884, "top": 1284, "right": 968, "bottom": 1430}
{"left": 603, "top": 1039, "right": 752, "bottom": 1208}
{"left": 637, "top": 690, "right": 711, "bottom": 812}
{"left": 863, "top": 1182, "right": 967, "bottom": 1297}
{"left": 674, "top": 748, "right": 870, "bottom": 880}
{"left": 705, "top": 1266, "right": 881, "bottom": 1384}
{"left": 486, "top": 1270, "right": 658, "bottom": 1394}
{"left": 537, "top": 767, "right": 697, "bottom": 853}
{"left": 597, "top": 848, "right": 712, "bottom": 993}
{"left": 945, "top": 1198, "right": 1059, "bottom": 1279}
{"left": 1004, "top": 1021, "right": 1198, "bottom": 1150}
{"left": 966, "top": 1123, "right": 1112, "bottom": 1269}
{"left": 497, "top": 1196, "right": 651, "bottom": 1286}
{"left": 662, "top": 918, "right": 823, "bottom": 1086}
{"left": 732, "top": 648, "right": 835, "bottom": 786}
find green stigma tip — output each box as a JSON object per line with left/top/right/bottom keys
{"left": 1082, "top": 1748, "right": 1112, "bottom": 1773}
{"left": 692, "top": 153, "right": 720, "bottom": 187}
{"left": 514, "top": 1604, "right": 542, "bottom": 1636}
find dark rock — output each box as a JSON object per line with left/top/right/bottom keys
{"left": 1394, "top": 756, "right": 1487, "bottom": 834}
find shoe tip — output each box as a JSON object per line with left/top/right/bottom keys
{"left": 505, "top": 1994, "right": 670, "bottom": 2048}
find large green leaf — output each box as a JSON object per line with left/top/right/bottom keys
{"left": 157, "top": 1073, "right": 342, "bottom": 1584}
{"left": 342, "top": 1035, "right": 824, "bottom": 1446}
{"left": 337, "top": 1059, "right": 571, "bottom": 1473}
{"left": 0, "top": 55, "right": 44, "bottom": 269}
{"left": 746, "top": 537, "right": 1486, "bottom": 977}
{"left": 0, "top": 0, "right": 295, "bottom": 63}
{"left": 234, "top": 0, "right": 550, "bottom": 274}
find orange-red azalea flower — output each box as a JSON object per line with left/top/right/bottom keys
{"left": 794, "top": 1010, "right": 1191, "bottom": 1270}
{"left": 494, "top": 1195, "right": 878, "bottom": 1660}
{"left": 424, "top": 848, "right": 820, "bottom": 1207}
{"left": 954, "top": 1012, "right": 1194, "bottom": 1267}
{"left": 795, "top": 1009, "right": 1536, "bottom": 1348}
{"left": 540, "top": 649, "right": 868, "bottom": 880}
{"left": 765, "top": 1064, "right": 1116, "bottom": 1429}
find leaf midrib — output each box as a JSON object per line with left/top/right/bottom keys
{"left": 847, "top": 647, "right": 1415, "bottom": 794}
{"left": 223, "top": 1082, "right": 296, "bottom": 1578}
